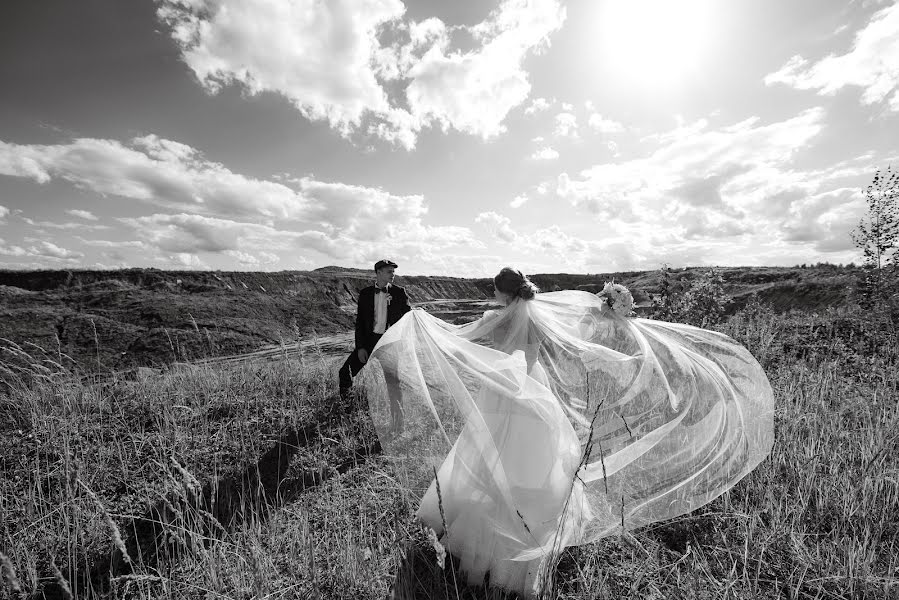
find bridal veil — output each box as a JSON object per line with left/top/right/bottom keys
{"left": 360, "top": 290, "right": 774, "bottom": 582}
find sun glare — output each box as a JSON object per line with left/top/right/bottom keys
{"left": 598, "top": 0, "right": 711, "bottom": 87}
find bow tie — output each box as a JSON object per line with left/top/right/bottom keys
{"left": 375, "top": 287, "right": 389, "bottom": 294}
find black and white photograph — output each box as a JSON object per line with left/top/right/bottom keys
{"left": 1, "top": 0, "right": 897, "bottom": 598}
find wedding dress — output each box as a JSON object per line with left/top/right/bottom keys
{"left": 362, "top": 291, "right": 774, "bottom": 596}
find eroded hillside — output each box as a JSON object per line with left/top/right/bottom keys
{"left": 0, "top": 268, "right": 489, "bottom": 371}
{"left": 0, "top": 265, "right": 857, "bottom": 371}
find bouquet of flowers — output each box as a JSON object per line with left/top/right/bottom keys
{"left": 597, "top": 282, "right": 635, "bottom": 316}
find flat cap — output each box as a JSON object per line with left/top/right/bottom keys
{"left": 374, "top": 259, "right": 398, "bottom": 271}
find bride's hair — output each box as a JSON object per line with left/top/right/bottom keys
{"left": 494, "top": 267, "right": 539, "bottom": 301}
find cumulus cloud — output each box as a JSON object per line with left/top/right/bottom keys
{"left": 404, "top": 0, "right": 566, "bottom": 140}
{"left": 476, "top": 211, "right": 517, "bottom": 242}
{"left": 225, "top": 249, "right": 282, "bottom": 266}
{"left": 553, "top": 112, "right": 578, "bottom": 138}
{"left": 780, "top": 187, "right": 862, "bottom": 252}
{"left": 588, "top": 113, "right": 624, "bottom": 133}
{"left": 119, "top": 213, "right": 252, "bottom": 254}
{"left": 0, "top": 205, "right": 9, "bottom": 221}
{"left": 517, "top": 226, "right": 650, "bottom": 272}
{"left": 157, "top": 0, "right": 405, "bottom": 132}
{"left": 764, "top": 2, "right": 899, "bottom": 111}
{"left": 157, "top": 0, "right": 566, "bottom": 148}
{"left": 532, "top": 225, "right": 589, "bottom": 258}
{"left": 510, "top": 194, "right": 528, "bottom": 208}
{"left": 524, "top": 97, "right": 552, "bottom": 114}
{"left": 0, "top": 132, "right": 484, "bottom": 267}
{"left": 114, "top": 208, "right": 480, "bottom": 268}
{"left": 0, "top": 135, "right": 305, "bottom": 220}
{"left": 0, "top": 238, "right": 27, "bottom": 257}
{"left": 554, "top": 107, "right": 867, "bottom": 255}
{"left": 27, "top": 241, "right": 83, "bottom": 260}
{"left": 168, "top": 252, "right": 208, "bottom": 269}
{"left": 0, "top": 135, "right": 473, "bottom": 254}
{"left": 531, "top": 146, "right": 559, "bottom": 160}
{"left": 66, "top": 209, "right": 98, "bottom": 221}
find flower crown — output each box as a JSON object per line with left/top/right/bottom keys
{"left": 597, "top": 282, "right": 635, "bottom": 316}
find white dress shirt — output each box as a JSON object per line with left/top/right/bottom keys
{"left": 373, "top": 284, "right": 389, "bottom": 334}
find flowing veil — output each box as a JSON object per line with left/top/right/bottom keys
{"left": 360, "top": 290, "right": 774, "bottom": 581}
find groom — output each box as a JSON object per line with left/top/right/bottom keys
{"left": 338, "top": 259, "right": 411, "bottom": 399}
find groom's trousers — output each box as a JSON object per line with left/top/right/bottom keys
{"left": 338, "top": 333, "right": 382, "bottom": 392}
{"left": 338, "top": 333, "right": 404, "bottom": 429}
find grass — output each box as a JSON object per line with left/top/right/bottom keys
{"left": 1, "top": 302, "right": 898, "bottom": 599}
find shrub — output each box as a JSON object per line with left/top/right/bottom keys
{"left": 652, "top": 267, "right": 731, "bottom": 327}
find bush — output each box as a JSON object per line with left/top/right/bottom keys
{"left": 652, "top": 267, "right": 731, "bottom": 327}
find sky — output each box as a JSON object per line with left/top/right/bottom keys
{"left": 0, "top": 0, "right": 897, "bottom": 277}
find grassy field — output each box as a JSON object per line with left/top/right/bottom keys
{"left": 2, "top": 300, "right": 898, "bottom": 599}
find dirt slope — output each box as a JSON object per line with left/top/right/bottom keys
{"left": 0, "top": 265, "right": 858, "bottom": 371}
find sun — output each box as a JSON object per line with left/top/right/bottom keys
{"left": 598, "top": 0, "right": 712, "bottom": 87}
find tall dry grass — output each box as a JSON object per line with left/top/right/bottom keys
{"left": 1, "top": 303, "right": 898, "bottom": 599}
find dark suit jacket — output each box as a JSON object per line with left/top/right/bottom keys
{"left": 355, "top": 284, "right": 411, "bottom": 350}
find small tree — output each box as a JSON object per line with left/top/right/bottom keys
{"left": 672, "top": 268, "right": 732, "bottom": 327}
{"left": 652, "top": 267, "right": 732, "bottom": 327}
{"left": 652, "top": 264, "right": 687, "bottom": 321}
{"left": 851, "top": 166, "right": 899, "bottom": 306}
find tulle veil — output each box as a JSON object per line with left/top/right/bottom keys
{"left": 360, "top": 290, "right": 774, "bottom": 566}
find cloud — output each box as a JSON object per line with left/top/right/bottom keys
{"left": 510, "top": 194, "right": 528, "bottom": 208}
{"left": 524, "top": 97, "right": 552, "bottom": 114}
{"left": 553, "top": 112, "right": 578, "bottom": 138}
{"left": 476, "top": 211, "right": 517, "bottom": 242}
{"left": 168, "top": 252, "right": 209, "bottom": 269}
{"left": 225, "top": 249, "right": 282, "bottom": 266}
{"left": 531, "top": 146, "right": 559, "bottom": 160}
{"left": 764, "top": 2, "right": 899, "bottom": 111}
{"left": 588, "top": 113, "right": 624, "bottom": 133}
{"left": 532, "top": 225, "right": 589, "bottom": 259}
{"left": 20, "top": 216, "right": 109, "bottom": 231}
{"left": 402, "top": 251, "right": 506, "bottom": 278}
{"left": 27, "top": 241, "right": 84, "bottom": 260}
{"left": 119, "top": 213, "right": 252, "bottom": 254}
{"left": 114, "top": 207, "right": 480, "bottom": 268}
{"left": 404, "top": 0, "right": 566, "bottom": 141}
{"left": 519, "top": 225, "right": 752, "bottom": 273}
{"left": 0, "top": 238, "right": 27, "bottom": 257}
{"left": 554, "top": 107, "right": 874, "bottom": 256}
{"left": 556, "top": 172, "right": 635, "bottom": 220}
{"left": 0, "top": 131, "right": 483, "bottom": 268}
{"left": 157, "top": 0, "right": 566, "bottom": 148}
{"left": 675, "top": 208, "right": 751, "bottom": 240}
{"left": 0, "top": 135, "right": 305, "bottom": 220}
{"left": 780, "top": 187, "right": 862, "bottom": 252}
{"left": 77, "top": 238, "right": 146, "bottom": 249}
{"left": 0, "top": 205, "right": 9, "bottom": 221}
{"left": 0, "top": 135, "right": 457, "bottom": 243}
{"left": 66, "top": 209, "right": 98, "bottom": 221}
{"left": 157, "top": 0, "right": 405, "bottom": 133}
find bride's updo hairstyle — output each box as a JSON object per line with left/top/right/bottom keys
{"left": 494, "top": 267, "right": 539, "bottom": 301}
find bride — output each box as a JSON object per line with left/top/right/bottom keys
{"left": 361, "top": 267, "right": 774, "bottom": 596}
